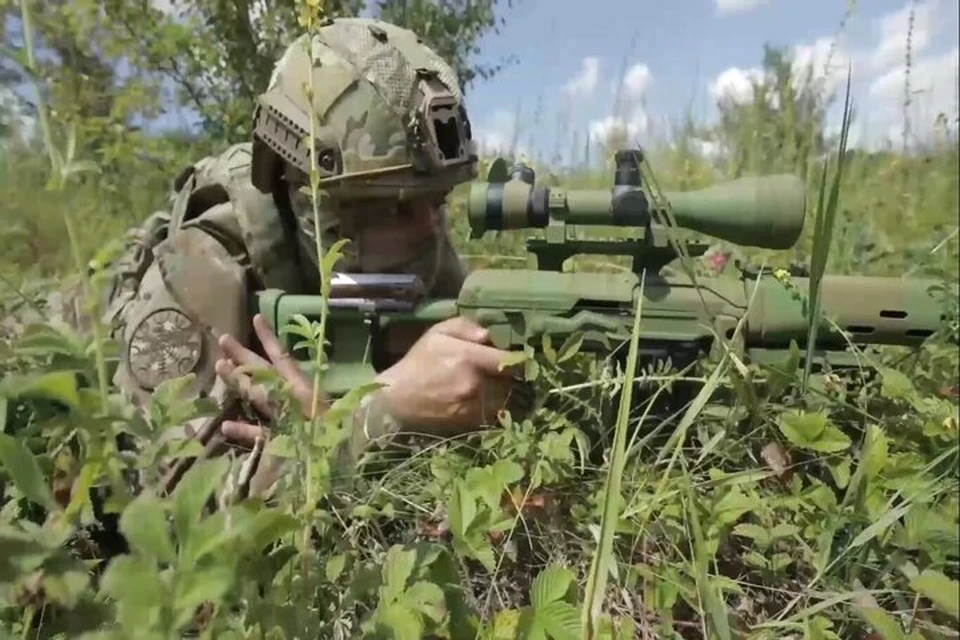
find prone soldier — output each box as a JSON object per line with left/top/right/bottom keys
{"left": 100, "top": 18, "right": 529, "bottom": 499}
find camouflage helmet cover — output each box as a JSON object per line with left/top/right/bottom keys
{"left": 251, "top": 18, "right": 478, "bottom": 200}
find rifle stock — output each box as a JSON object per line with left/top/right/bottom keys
{"left": 257, "top": 268, "right": 948, "bottom": 397}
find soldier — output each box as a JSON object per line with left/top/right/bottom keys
{"left": 102, "top": 18, "right": 527, "bottom": 499}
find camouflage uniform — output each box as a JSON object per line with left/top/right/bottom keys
{"left": 102, "top": 18, "right": 479, "bottom": 498}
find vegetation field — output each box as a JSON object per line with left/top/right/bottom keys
{"left": 0, "top": 1, "right": 957, "bottom": 639}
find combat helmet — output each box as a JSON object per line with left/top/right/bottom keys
{"left": 250, "top": 17, "right": 478, "bottom": 201}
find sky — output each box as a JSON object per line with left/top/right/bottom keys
{"left": 4, "top": 0, "right": 958, "bottom": 165}
{"left": 451, "top": 0, "right": 959, "bottom": 163}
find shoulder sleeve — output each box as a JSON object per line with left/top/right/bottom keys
{"left": 112, "top": 211, "right": 251, "bottom": 412}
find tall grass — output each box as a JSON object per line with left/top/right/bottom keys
{"left": 0, "top": 6, "right": 958, "bottom": 638}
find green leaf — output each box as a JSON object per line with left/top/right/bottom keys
{"left": 326, "top": 553, "right": 347, "bottom": 582}
{"left": 319, "top": 239, "right": 353, "bottom": 297}
{"left": 538, "top": 601, "right": 581, "bottom": 640}
{"left": 447, "top": 479, "right": 477, "bottom": 538}
{"left": 493, "top": 459, "right": 524, "bottom": 486}
{"left": 531, "top": 565, "right": 576, "bottom": 609}
{"left": 40, "top": 564, "right": 90, "bottom": 609}
{"left": 100, "top": 554, "right": 166, "bottom": 632}
{"left": 65, "top": 459, "right": 102, "bottom": 518}
{"left": 780, "top": 410, "right": 828, "bottom": 440}
{"left": 804, "top": 616, "right": 841, "bottom": 640}
{"left": 779, "top": 411, "right": 851, "bottom": 452}
{"left": 879, "top": 367, "right": 915, "bottom": 401}
{"left": 119, "top": 492, "right": 175, "bottom": 564}
{"left": 498, "top": 350, "right": 530, "bottom": 372}
{"left": 379, "top": 603, "right": 423, "bottom": 640}
{"left": 352, "top": 505, "right": 377, "bottom": 519}
{"left": 173, "top": 566, "right": 235, "bottom": 629}
{"left": 861, "top": 424, "right": 888, "bottom": 480}
{"left": 556, "top": 332, "right": 584, "bottom": 363}
{"left": 766, "top": 340, "right": 802, "bottom": 397}
{"left": 853, "top": 601, "right": 905, "bottom": 640}
{"left": 4, "top": 371, "right": 81, "bottom": 410}
{"left": 0, "top": 396, "right": 6, "bottom": 433}
{"left": 733, "top": 523, "right": 771, "bottom": 546}
{"left": 14, "top": 323, "right": 86, "bottom": 359}
{"left": 404, "top": 580, "right": 446, "bottom": 623}
{"left": 771, "top": 553, "right": 793, "bottom": 572}
{"left": 487, "top": 609, "right": 523, "bottom": 639}
{"left": 770, "top": 523, "right": 800, "bottom": 539}
{"left": 171, "top": 457, "right": 229, "bottom": 546}
{"left": 0, "top": 433, "right": 58, "bottom": 511}
{"left": 541, "top": 333, "right": 557, "bottom": 364}
{"left": 910, "top": 569, "right": 959, "bottom": 619}
{"left": 382, "top": 545, "right": 416, "bottom": 604}
{"left": 828, "top": 458, "right": 850, "bottom": 489}
{"left": 712, "top": 486, "right": 756, "bottom": 525}
{"left": 243, "top": 509, "right": 299, "bottom": 550}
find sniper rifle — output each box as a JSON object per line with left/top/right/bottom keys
{"left": 256, "top": 149, "right": 948, "bottom": 404}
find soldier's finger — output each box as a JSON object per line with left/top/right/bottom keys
{"left": 221, "top": 420, "right": 268, "bottom": 449}
{"left": 215, "top": 358, "right": 275, "bottom": 418}
{"left": 429, "top": 315, "right": 490, "bottom": 344}
{"left": 252, "top": 314, "right": 306, "bottom": 385}
{"left": 219, "top": 332, "right": 270, "bottom": 369}
{"left": 464, "top": 342, "right": 525, "bottom": 378}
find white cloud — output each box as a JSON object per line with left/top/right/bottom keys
{"left": 870, "top": 0, "right": 939, "bottom": 72}
{"left": 588, "top": 63, "right": 655, "bottom": 149}
{"left": 588, "top": 113, "right": 649, "bottom": 146}
{"left": 791, "top": 36, "right": 852, "bottom": 97}
{"left": 563, "top": 56, "right": 600, "bottom": 98}
{"left": 622, "top": 63, "right": 653, "bottom": 99}
{"left": 709, "top": 66, "right": 765, "bottom": 104}
{"left": 715, "top": 0, "right": 770, "bottom": 15}
{"left": 701, "top": 0, "right": 956, "bottom": 152}
{"left": 708, "top": 35, "right": 852, "bottom": 108}
{"left": 866, "top": 46, "right": 959, "bottom": 146}
{"left": 473, "top": 108, "right": 529, "bottom": 157}
{"left": 690, "top": 138, "right": 723, "bottom": 160}
{"left": 834, "top": 0, "right": 959, "bottom": 149}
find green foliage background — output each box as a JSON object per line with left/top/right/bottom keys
{"left": 0, "top": 1, "right": 958, "bottom": 639}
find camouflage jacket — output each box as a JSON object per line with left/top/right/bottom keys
{"left": 101, "top": 142, "right": 399, "bottom": 498}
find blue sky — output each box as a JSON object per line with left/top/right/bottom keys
{"left": 451, "top": 0, "right": 959, "bottom": 163}
{"left": 5, "top": 0, "right": 958, "bottom": 165}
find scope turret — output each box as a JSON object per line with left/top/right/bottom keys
{"left": 467, "top": 149, "right": 807, "bottom": 250}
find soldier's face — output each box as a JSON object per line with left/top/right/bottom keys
{"left": 339, "top": 195, "right": 447, "bottom": 273}
{"left": 287, "top": 180, "right": 449, "bottom": 276}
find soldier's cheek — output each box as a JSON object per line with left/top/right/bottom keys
{"left": 356, "top": 229, "right": 424, "bottom": 268}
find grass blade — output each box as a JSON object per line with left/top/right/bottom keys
{"left": 803, "top": 66, "right": 854, "bottom": 390}
{"left": 581, "top": 271, "right": 647, "bottom": 639}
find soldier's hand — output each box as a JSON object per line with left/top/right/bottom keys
{"left": 374, "top": 316, "right": 524, "bottom": 436}
{"left": 215, "top": 313, "right": 321, "bottom": 448}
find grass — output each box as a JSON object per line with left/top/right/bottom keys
{"left": 0, "top": 7, "right": 958, "bottom": 640}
